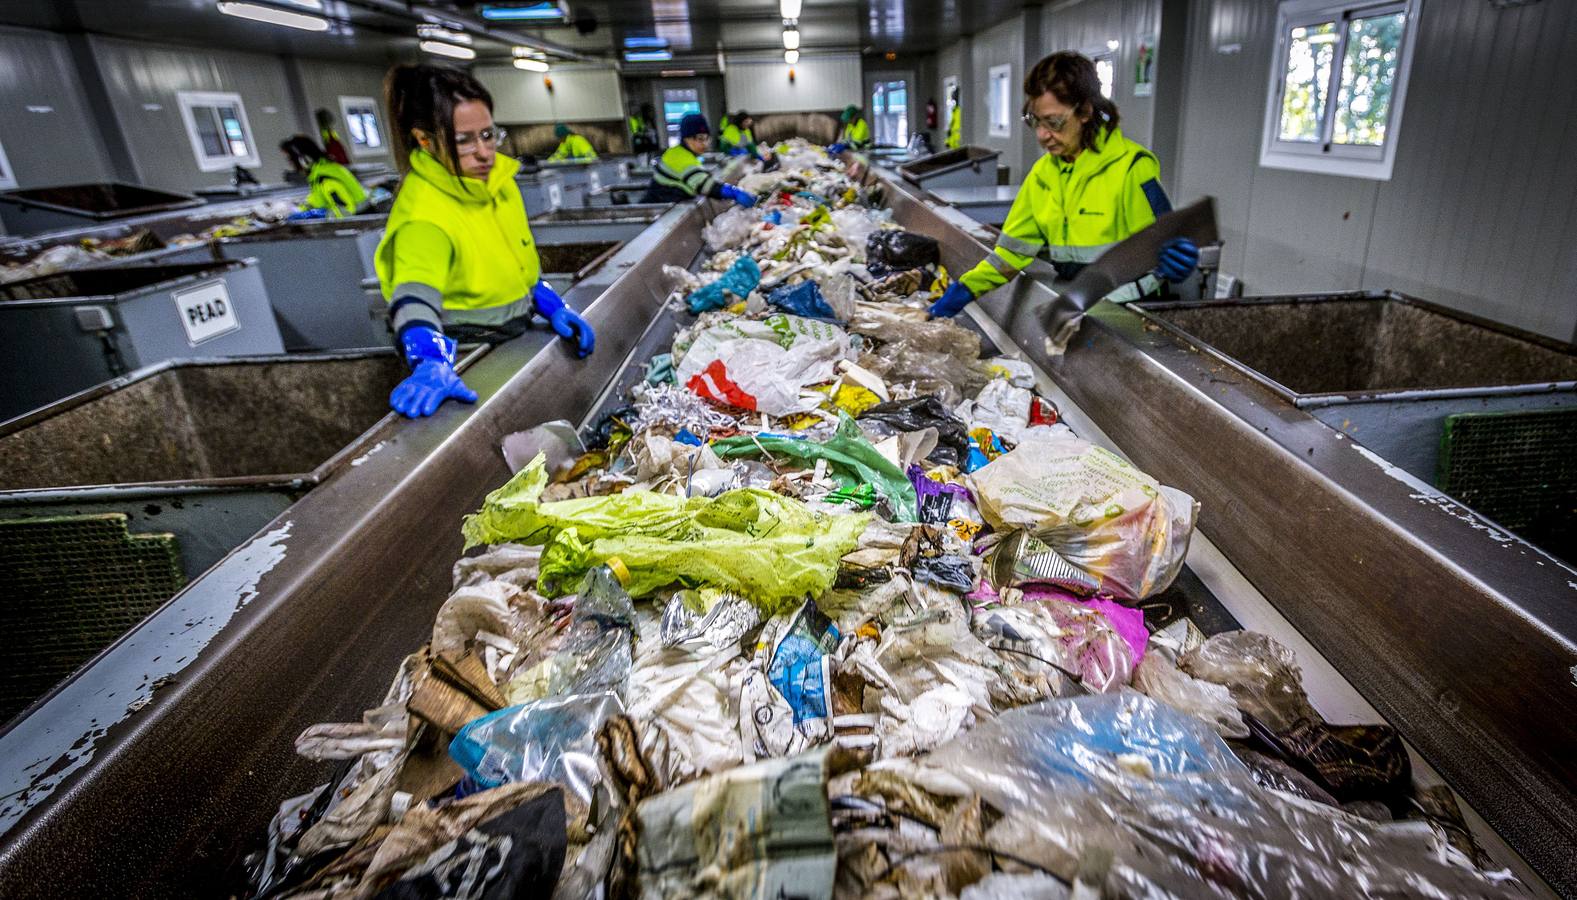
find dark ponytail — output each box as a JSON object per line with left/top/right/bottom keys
{"left": 1023, "top": 52, "right": 1120, "bottom": 153}
{"left": 383, "top": 63, "right": 494, "bottom": 174}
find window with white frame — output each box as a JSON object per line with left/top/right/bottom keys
{"left": 339, "top": 96, "right": 386, "bottom": 157}
{"left": 988, "top": 64, "right": 1012, "bottom": 138}
{"left": 177, "top": 91, "right": 260, "bottom": 172}
{"left": 1259, "top": 0, "right": 1420, "bottom": 180}
{"left": 0, "top": 138, "right": 17, "bottom": 189}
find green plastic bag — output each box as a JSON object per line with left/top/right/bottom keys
{"left": 712, "top": 413, "right": 919, "bottom": 522}
{"left": 463, "top": 454, "right": 869, "bottom": 612}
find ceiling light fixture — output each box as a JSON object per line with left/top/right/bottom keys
{"left": 784, "top": 49, "right": 799, "bottom": 64}
{"left": 513, "top": 57, "right": 550, "bottom": 71}
{"left": 215, "top": 1, "right": 329, "bottom": 31}
{"left": 780, "top": 0, "right": 802, "bottom": 18}
{"left": 1106, "top": 39, "right": 1119, "bottom": 50}
{"left": 624, "top": 49, "right": 674, "bottom": 62}
{"left": 480, "top": 2, "right": 567, "bottom": 21}
{"left": 623, "top": 36, "right": 669, "bottom": 49}
{"left": 782, "top": 26, "right": 800, "bottom": 50}
{"left": 417, "top": 24, "right": 472, "bottom": 44}
{"left": 660, "top": 68, "right": 697, "bottom": 77}
{"left": 420, "top": 39, "right": 476, "bottom": 60}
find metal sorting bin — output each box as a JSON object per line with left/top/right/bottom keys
{"left": 515, "top": 170, "right": 565, "bottom": 217}
{"left": 0, "top": 349, "right": 452, "bottom": 725}
{"left": 532, "top": 204, "right": 668, "bottom": 243}
{"left": 215, "top": 215, "right": 390, "bottom": 352}
{"left": 0, "top": 182, "right": 203, "bottom": 237}
{"left": 1135, "top": 292, "right": 1577, "bottom": 559}
{"left": 539, "top": 161, "right": 612, "bottom": 208}
{"left": 929, "top": 184, "right": 1020, "bottom": 227}
{"left": 537, "top": 239, "right": 624, "bottom": 284}
{"left": 0, "top": 260, "right": 284, "bottom": 422}
{"left": 898, "top": 146, "right": 1002, "bottom": 193}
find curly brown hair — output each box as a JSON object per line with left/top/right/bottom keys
{"left": 1023, "top": 52, "right": 1120, "bottom": 152}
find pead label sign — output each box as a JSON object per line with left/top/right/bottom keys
{"left": 172, "top": 279, "right": 239, "bottom": 344}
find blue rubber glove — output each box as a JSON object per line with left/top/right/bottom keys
{"left": 532, "top": 281, "right": 595, "bottom": 358}
{"left": 719, "top": 184, "right": 756, "bottom": 208}
{"left": 927, "top": 281, "right": 976, "bottom": 319}
{"left": 286, "top": 208, "right": 327, "bottom": 222}
{"left": 726, "top": 146, "right": 749, "bottom": 157}
{"left": 827, "top": 143, "right": 848, "bottom": 156}
{"left": 390, "top": 325, "right": 477, "bottom": 418}
{"left": 1155, "top": 237, "right": 1199, "bottom": 282}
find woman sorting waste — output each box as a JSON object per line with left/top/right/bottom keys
{"left": 929, "top": 51, "right": 1197, "bottom": 319}
{"left": 828, "top": 104, "right": 872, "bottom": 154}
{"left": 376, "top": 63, "right": 596, "bottom": 419}
{"left": 641, "top": 113, "right": 758, "bottom": 208}
{"left": 547, "top": 124, "right": 598, "bottom": 162}
{"left": 279, "top": 135, "right": 366, "bottom": 220}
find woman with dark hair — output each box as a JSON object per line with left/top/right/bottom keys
{"left": 374, "top": 63, "right": 595, "bottom": 418}
{"left": 280, "top": 134, "right": 366, "bottom": 219}
{"left": 929, "top": 51, "right": 1197, "bottom": 318}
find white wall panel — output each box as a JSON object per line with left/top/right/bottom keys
{"left": 0, "top": 27, "right": 114, "bottom": 190}
{"left": 477, "top": 65, "right": 624, "bottom": 125}
{"left": 723, "top": 52, "right": 861, "bottom": 115}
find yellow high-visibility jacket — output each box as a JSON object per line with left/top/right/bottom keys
{"left": 376, "top": 150, "right": 541, "bottom": 331}
{"left": 838, "top": 117, "right": 872, "bottom": 149}
{"left": 303, "top": 159, "right": 366, "bottom": 218}
{"left": 547, "top": 133, "right": 597, "bottom": 162}
{"left": 959, "top": 126, "right": 1171, "bottom": 302}
{"left": 946, "top": 106, "right": 962, "bottom": 150}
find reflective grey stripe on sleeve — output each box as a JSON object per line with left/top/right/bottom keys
{"left": 995, "top": 233, "right": 1044, "bottom": 257}
{"left": 985, "top": 250, "right": 1020, "bottom": 277}
{"left": 389, "top": 282, "right": 443, "bottom": 334}
{"left": 1044, "top": 241, "right": 1116, "bottom": 264}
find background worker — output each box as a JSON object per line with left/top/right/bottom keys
{"left": 629, "top": 103, "right": 659, "bottom": 157}
{"left": 315, "top": 108, "right": 351, "bottom": 164}
{"left": 641, "top": 113, "right": 757, "bottom": 208}
{"left": 547, "top": 124, "right": 597, "bottom": 162}
{"left": 828, "top": 104, "right": 872, "bottom": 153}
{"left": 946, "top": 87, "right": 962, "bottom": 150}
{"left": 719, "top": 110, "right": 756, "bottom": 155}
{"left": 929, "top": 51, "right": 1197, "bottom": 319}
{"left": 376, "top": 64, "right": 595, "bottom": 418}
{"left": 279, "top": 135, "right": 366, "bottom": 219}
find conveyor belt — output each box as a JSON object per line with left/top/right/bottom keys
{"left": 0, "top": 163, "right": 1572, "bottom": 897}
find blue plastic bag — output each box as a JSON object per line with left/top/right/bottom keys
{"left": 687, "top": 255, "right": 761, "bottom": 313}
{"left": 766, "top": 281, "right": 840, "bottom": 322}
{"left": 448, "top": 692, "right": 623, "bottom": 800}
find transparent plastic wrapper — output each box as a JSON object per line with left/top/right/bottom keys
{"left": 858, "top": 343, "right": 992, "bottom": 409}
{"left": 969, "top": 432, "right": 1198, "bottom": 600}
{"left": 1132, "top": 651, "right": 1248, "bottom": 738}
{"left": 448, "top": 692, "right": 623, "bottom": 802}
{"left": 853, "top": 693, "right": 1523, "bottom": 898}
{"left": 703, "top": 205, "right": 757, "bottom": 250}
{"left": 829, "top": 206, "right": 890, "bottom": 253}
{"left": 740, "top": 600, "right": 841, "bottom": 761}
{"left": 463, "top": 454, "right": 870, "bottom": 611}
{"left": 971, "top": 591, "right": 1136, "bottom": 692}
{"left": 968, "top": 379, "right": 1032, "bottom": 445}
{"left": 1180, "top": 630, "right": 1319, "bottom": 733}
{"left": 504, "top": 564, "right": 636, "bottom": 703}
{"left": 848, "top": 303, "right": 982, "bottom": 359}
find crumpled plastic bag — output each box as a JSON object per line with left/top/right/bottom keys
{"left": 969, "top": 432, "right": 1198, "bottom": 601}
{"left": 449, "top": 692, "right": 623, "bottom": 802}
{"left": 674, "top": 314, "right": 851, "bottom": 416}
{"left": 703, "top": 205, "right": 757, "bottom": 251}
{"left": 830, "top": 206, "right": 890, "bottom": 254}
{"left": 504, "top": 564, "right": 636, "bottom": 704}
{"left": 1180, "top": 630, "right": 1320, "bottom": 733}
{"left": 740, "top": 599, "right": 841, "bottom": 761}
{"left": 854, "top": 692, "right": 1524, "bottom": 899}
{"left": 866, "top": 229, "right": 939, "bottom": 275}
{"left": 1132, "top": 651, "right": 1248, "bottom": 738}
{"left": 765, "top": 279, "right": 841, "bottom": 321}
{"left": 859, "top": 341, "right": 992, "bottom": 409}
{"left": 968, "top": 379, "right": 1032, "bottom": 445}
{"left": 686, "top": 255, "right": 761, "bottom": 313}
{"left": 713, "top": 413, "right": 919, "bottom": 522}
{"left": 971, "top": 590, "right": 1136, "bottom": 692}
{"left": 848, "top": 302, "right": 981, "bottom": 358}
{"left": 463, "top": 453, "right": 870, "bottom": 611}
{"left": 860, "top": 397, "right": 971, "bottom": 469}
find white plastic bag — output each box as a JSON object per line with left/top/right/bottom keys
{"left": 703, "top": 206, "right": 757, "bottom": 251}
{"left": 969, "top": 378, "right": 1032, "bottom": 444}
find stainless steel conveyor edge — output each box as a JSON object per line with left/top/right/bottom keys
{"left": 864, "top": 167, "right": 1577, "bottom": 895}
{"left": 0, "top": 190, "right": 718, "bottom": 897}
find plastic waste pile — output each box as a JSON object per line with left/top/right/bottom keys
{"left": 246, "top": 141, "right": 1524, "bottom": 899}
{"left": 0, "top": 198, "right": 302, "bottom": 284}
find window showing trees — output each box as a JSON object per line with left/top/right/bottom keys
{"left": 1260, "top": 0, "right": 1417, "bottom": 180}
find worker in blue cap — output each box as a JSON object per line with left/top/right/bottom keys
{"left": 641, "top": 113, "right": 756, "bottom": 207}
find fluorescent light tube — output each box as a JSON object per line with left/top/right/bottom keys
{"left": 216, "top": 1, "right": 329, "bottom": 31}
{"left": 420, "top": 39, "right": 476, "bottom": 60}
